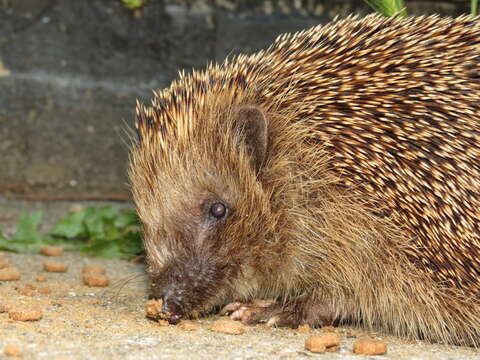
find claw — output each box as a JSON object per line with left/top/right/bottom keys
{"left": 220, "top": 302, "right": 243, "bottom": 315}
{"left": 229, "top": 307, "right": 248, "bottom": 321}
{"left": 220, "top": 299, "right": 277, "bottom": 324}
{"left": 266, "top": 315, "right": 280, "bottom": 327}
{"left": 220, "top": 299, "right": 274, "bottom": 316}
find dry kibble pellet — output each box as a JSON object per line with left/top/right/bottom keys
{"left": 43, "top": 261, "right": 68, "bottom": 273}
{"left": 83, "top": 273, "right": 109, "bottom": 287}
{"left": 157, "top": 319, "right": 170, "bottom": 327}
{"left": 353, "top": 338, "right": 387, "bottom": 355}
{"left": 9, "top": 307, "right": 43, "bottom": 321}
{"left": 211, "top": 319, "right": 245, "bottom": 335}
{"left": 24, "top": 282, "right": 36, "bottom": 290}
{"left": 179, "top": 321, "right": 198, "bottom": 331}
{"left": 3, "top": 345, "right": 21, "bottom": 356}
{"left": 305, "top": 333, "right": 340, "bottom": 353}
{"left": 38, "top": 287, "right": 52, "bottom": 295}
{"left": 0, "top": 267, "right": 20, "bottom": 281}
{"left": 145, "top": 299, "right": 163, "bottom": 319}
{"left": 41, "top": 245, "right": 64, "bottom": 256}
{"left": 0, "top": 303, "right": 13, "bottom": 313}
{"left": 15, "top": 287, "right": 33, "bottom": 297}
{"left": 82, "top": 265, "right": 106, "bottom": 275}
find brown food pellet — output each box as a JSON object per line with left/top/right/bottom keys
{"left": 179, "top": 321, "right": 198, "bottom": 331}
{"left": 24, "top": 282, "right": 36, "bottom": 290}
{"left": 353, "top": 338, "right": 387, "bottom": 355}
{"left": 297, "top": 324, "right": 311, "bottom": 334}
{"left": 157, "top": 319, "right": 170, "bottom": 327}
{"left": 41, "top": 245, "right": 64, "bottom": 256}
{"left": 0, "top": 303, "right": 13, "bottom": 313}
{"left": 9, "top": 307, "right": 43, "bottom": 321}
{"left": 305, "top": 333, "right": 340, "bottom": 353}
{"left": 305, "top": 341, "right": 326, "bottom": 353}
{"left": 0, "top": 267, "right": 20, "bottom": 281}
{"left": 211, "top": 319, "right": 245, "bottom": 335}
{"left": 145, "top": 299, "right": 163, "bottom": 319}
{"left": 38, "top": 287, "right": 52, "bottom": 295}
{"left": 82, "top": 265, "right": 106, "bottom": 275}
{"left": 36, "top": 275, "right": 47, "bottom": 282}
{"left": 43, "top": 261, "right": 68, "bottom": 273}
{"left": 4, "top": 345, "right": 21, "bottom": 356}
{"left": 83, "top": 273, "right": 109, "bottom": 287}
{"left": 15, "top": 287, "right": 33, "bottom": 297}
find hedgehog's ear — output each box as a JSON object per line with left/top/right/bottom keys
{"left": 235, "top": 105, "right": 268, "bottom": 173}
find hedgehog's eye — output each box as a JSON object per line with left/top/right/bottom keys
{"left": 210, "top": 202, "right": 227, "bottom": 219}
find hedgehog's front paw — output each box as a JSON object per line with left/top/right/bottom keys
{"left": 242, "top": 302, "right": 303, "bottom": 328}
{"left": 221, "top": 297, "right": 337, "bottom": 328}
{"left": 220, "top": 299, "right": 303, "bottom": 328}
{"left": 220, "top": 299, "right": 276, "bottom": 324}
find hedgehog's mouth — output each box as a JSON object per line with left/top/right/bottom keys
{"left": 158, "top": 297, "right": 184, "bottom": 324}
{"left": 148, "top": 255, "right": 229, "bottom": 322}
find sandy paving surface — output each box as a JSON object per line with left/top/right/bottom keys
{"left": 0, "top": 199, "right": 479, "bottom": 359}
{"left": 0, "top": 251, "right": 479, "bottom": 360}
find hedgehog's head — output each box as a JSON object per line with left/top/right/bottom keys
{"left": 129, "top": 91, "right": 277, "bottom": 322}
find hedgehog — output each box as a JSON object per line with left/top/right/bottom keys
{"left": 129, "top": 14, "right": 480, "bottom": 346}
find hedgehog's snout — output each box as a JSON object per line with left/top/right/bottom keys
{"left": 153, "top": 276, "right": 189, "bottom": 323}
{"left": 160, "top": 292, "right": 184, "bottom": 324}
{"left": 150, "top": 254, "right": 228, "bottom": 321}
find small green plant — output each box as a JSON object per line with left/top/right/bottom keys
{"left": 0, "top": 211, "right": 45, "bottom": 253}
{"left": 363, "top": 0, "right": 407, "bottom": 17}
{"left": 472, "top": 0, "right": 479, "bottom": 15}
{"left": 0, "top": 206, "right": 143, "bottom": 259}
{"left": 366, "top": 0, "right": 479, "bottom": 17}
{"left": 122, "top": 0, "right": 144, "bottom": 11}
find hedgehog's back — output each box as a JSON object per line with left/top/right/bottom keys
{"left": 271, "top": 15, "right": 480, "bottom": 294}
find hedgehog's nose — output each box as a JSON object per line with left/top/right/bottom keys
{"left": 162, "top": 296, "right": 183, "bottom": 324}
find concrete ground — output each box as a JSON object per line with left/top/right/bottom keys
{"left": 1, "top": 199, "right": 480, "bottom": 360}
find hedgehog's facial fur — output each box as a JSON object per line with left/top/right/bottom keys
{"left": 130, "top": 103, "right": 275, "bottom": 320}
{"left": 144, "top": 181, "right": 240, "bottom": 314}
{"left": 146, "top": 196, "right": 233, "bottom": 320}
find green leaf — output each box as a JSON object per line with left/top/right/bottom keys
{"left": 81, "top": 206, "right": 115, "bottom": 238}
{"left": 122, "top": 0, "right": 144, "bottom": 11}
{"left": 13, "top": 211, "right": 43, "bottom": 243}
{"left": 1, "top": 206, "right": 143, "bottom": 259}
{"left": 82, "top": 238, "right": 125, "bottom": 259}
{"left": 0, "top": 212, "right": 46, "bottom": 252}
{"left": 114, "top": 210, "right": 139, "bottom": 228}
{"left": 0, "top": 238, "right": 29, "bottom": 253}
{"left": 472, "top": 0, "right": 479, "bottom": 15}
{"left": 363, "top": 0, "right": 407, "bottom": 17}
{"left": 122, "top": 231, "right": 144, "bottom": 256}
{"left": 50, "top": 211, "right": 87, "bottom": 238}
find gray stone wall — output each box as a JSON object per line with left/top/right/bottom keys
{"left": 0, "top": 0, "right": 470, "bottom": 197}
